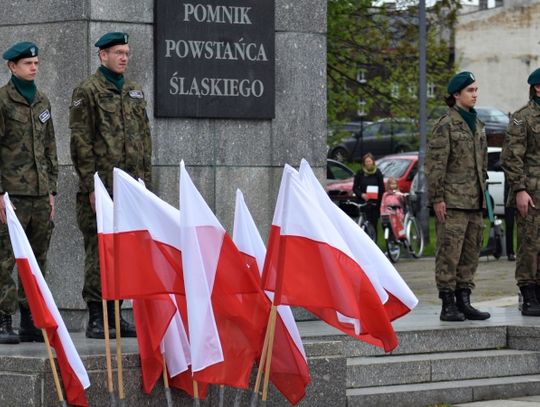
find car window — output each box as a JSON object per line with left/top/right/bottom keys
{"left": 377, "top": 159, "right": 411, "bottom": 178}
{"left": 394, "top": 121, "right": 414, "bottom": 134}
{"left": 363, "top": 123, "right": 380, "bottom": 138}
{"left": 477, "top": 108, "right": 509, "bottom": 125}
{"left": 487, "top": 151, "right": 502, "bottom": 171}
{"left": 327, "top": 161, "right": 354, "bottom": 180}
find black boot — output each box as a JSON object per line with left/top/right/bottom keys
{"left": 455, "top": 288, "right": 491, "bottom": 320}
{"left": 107, "top": 301, "right": 136, "bottom": 338}
{"left": 0, "top": 314, "right": 20, "bottom": 344}
{"left": 19, "top": 305, "right": 44, "bottom": 342}
{"left": 520, "top": 285, "right": 540, "bottom": 317}
{"left": 86, "top": 302, "right": 116, "bottom": 339}
{"left": 439, "top": 291, "right": 465, "bottom": 321}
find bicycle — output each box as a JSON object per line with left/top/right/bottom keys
{"left": 381, "top": 194, "right": 424, "bottom": 263}
{"left": 339, "top": 200, "right": 377, "bottom": 241}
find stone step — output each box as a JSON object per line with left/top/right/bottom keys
{"left": 347, "top": 349, "right": 540, "bottom": 388}
{"left": 309, "top": 325, "right": 508, "bottom": 357}
{"left": 346, "top": 374, "right": 540, "bottom": 407}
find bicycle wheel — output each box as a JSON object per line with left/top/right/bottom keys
{"left": 362, "top": 221, "right": 377, "bottom": 242}
{"left": 406, "top": 217, "right": 424, "bottom": 258}
{"left": 386, "top": 234, "right": 400, "bottom": 263}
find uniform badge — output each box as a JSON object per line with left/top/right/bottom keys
{"left": 469, "top": 73, "right": 475, "bottom": 81}
{"left": 129, "top": 90, "right": 143, "bottom": 99}
{"left": 30, "top": 47, "right": 36, "bottom": 56}
{"left": 39, "top": 109, "right": 50, "bottom": 123}
{"left": 513, "top": 118, "right": 523, "bottom": 126}
{"left": 72, "top": 98, "right": 83, "bottom": 107}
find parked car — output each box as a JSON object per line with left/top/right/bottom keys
{"left": 328, "top": 118, "right": 418, "bottom": 162}
{"left": 376, "top": 152, "right": 419, "bottom": 193}
{"left": 326, "top": 159, "right": 355, "bottom": 203}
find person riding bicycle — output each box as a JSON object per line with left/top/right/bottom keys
{"left": 380, "top": 177, "right": 406, "bottom": 240}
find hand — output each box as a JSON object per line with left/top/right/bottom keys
{"left": 361, "top": 193, "right": 368, "bottom": 201}
{"left": 49, "top": 194, "right": 56, "bottom": 221}
{"left": 89, "top": 191, "right": 96, "bottom": 213}
{"left": 516, "top": 190, "right": 535, "bottom": 218}
{"left": 433, "top": 201, "right": 447, "bottom": 223}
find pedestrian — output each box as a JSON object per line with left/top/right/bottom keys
{"left": 503, "top": 172, "right": 516, "bottom": 261}
{"left": 425, "top": 71, "right": 490, "bottom": 322}
{"left": 501, "top": 67, "right": 540, "bottom": 317}
{"left": 352, "top": 152, "right": 385, "bottom": 240}
{"left": 0, "top": 42, "right": 58, "bottom": 344}
{"left": 69, "top": 32, "right": 152, "bottom": 338}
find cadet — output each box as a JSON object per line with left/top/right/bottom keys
{"left": 425, "top": 71, "right": 491, "bottom": 322}
{"left": 0, "top": 42, "right": 57, "bottom": 344}
{"left": 70, "top": 32, "right": 152, "bottom": 338}
{"left": 501, "top": 68, "right": 540, "bottom": 316}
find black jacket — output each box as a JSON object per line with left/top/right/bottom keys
{"left": 353, "top": 168, "right": 385, "bottom": 209}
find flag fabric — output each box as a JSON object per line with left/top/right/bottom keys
{"left": 110, "top": 170, "right": 193, "bottom": 394}
{"left": 179, "top": 161, "right": 270, "bottom": 388}
{"left": 3, "top": 193, "right": 90, "bottom": 406}
{"left": 366, "top": 185, "right": 379, "bottom": 201}
{"left": 112, "top": 168, "right": 184, "bottom": 298}
{"left": 94, "top": 173, "right": 115, "bottom": 300}
{"left": 298, "top": 160, "right": 418, "bottom": 321}
{"left": 233, "top": 189, "right": 310, "bottom": 405}
{"left": 261, "top": 165, "right": 400, "bottom": 352}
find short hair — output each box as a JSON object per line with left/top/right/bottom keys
{"left": 362, "top": 153, "right": 375, "bottom": 165}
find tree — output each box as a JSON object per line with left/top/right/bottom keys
{"left": 327, "top": 0, "right": 460, "bottom": 131}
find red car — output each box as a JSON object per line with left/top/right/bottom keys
{"left": 376, "top": 152, "right": 418, "bottom": 193}
{"left": 325, "top": 159, "right": 355, "bottom": 203}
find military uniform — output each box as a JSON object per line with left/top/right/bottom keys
{"left": 70, "top": 68, "right": 152, "bottom": 303}
{"left": 0, "top": 42, "right": 57, "bottom": 343}
{"left": 502, "top": 98, "right": 540, "bottom": 316}
{"left": 426, "top": 106, "right": 487, "bottom": 292}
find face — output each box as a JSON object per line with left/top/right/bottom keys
{"left": 534, "top": 84, "right": 540, "bottom": 97}
{"left": 100, "top": 44, "right": 130, "bottom": 74}
{"left": 454, "top": 81, "right": 478, "bottom": 110}
{"left": 389, "top": 181, "right": 398, "bottom": 190}
{"left": 363, "top": 157, "right": 374, "bottom": 169}
{"left": 9, "top": 57, "right": 39, "bottom": 81}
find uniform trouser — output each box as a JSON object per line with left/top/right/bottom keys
{"left": 76, "top": 192, "right": 102, "bottom": 303}
{"left": 505, "top": 206, "right": 516, "bottom": 256}
{"left": 435, "top": 209, "right": 483, "bottom": 292}
{"left": 0, "top": 196, "right": 53, "bottom": 315}
{"left": 515, "top": 207, "right": 540, "bottom": 287}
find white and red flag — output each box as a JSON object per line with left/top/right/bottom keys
{"left": 3, "top": 193, "right": 90, "bottom": 406}
{"left": 179, "top": 162, "right": 270, "bottom": 388}
{"left": 261, "top": 165, "right": 399, "bottom": 352}
{"left": 233, "top": 189, "right": 310, "bottom": 405}
{"left": 110, "top": 170, "right": 194, "bottom": 394}
{"left": 298, "top": 160, "right": 418, "bottom": 320}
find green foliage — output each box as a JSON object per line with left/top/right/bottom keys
{"left": 327, "top": 0, "right": 461, "bottom": 127}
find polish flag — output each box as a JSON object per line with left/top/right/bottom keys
{"left": 112, "top": 168, "right": 184, "bottom": 298}
{"left": 179, "top": 162, "right": 270, "bottom": 387}
{"left": 261, "top": 166, "right": 399, "bottom": 352}
{"left": 298, "top": 159, "right": 418, "bottom": 321}
{"left": 94, "top": 173, "right": 115, "bottom": 299}
{"left": 366, "top": 185, "right": 379, "bottom": 201}
{"left": 3, "top": 193, "right": 90, "bottom": 406}
{"left": 111, "top": 169, "right": 191, "bottom": 394}
{"left": 233, "top": 189, "right": 310, "bottom": 405}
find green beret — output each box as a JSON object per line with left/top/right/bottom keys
{"left": 447, "top": 71, "right": 476, "bottom": 95}
{"left": 95, "top": 32, "right": 129, "bottom": 49}
{"left": 527, "top": 68, "right": 540, "bottom": 86}
{"left": 2, "top": 42, "right": 39, "bottom": 61}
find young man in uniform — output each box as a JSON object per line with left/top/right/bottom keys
{"left": 425, "top": 71, "right": 490, "bottom": 322}
{"left": 70, "top": 32, "right": 152, "bottom": 338}
{"left": 501, "top": 68, "right": 540, "bottom": 317}
{"left": 0, "top": 42, "right": 57, "bottom": 343}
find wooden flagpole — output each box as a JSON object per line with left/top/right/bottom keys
{"left": 261, "top": 305, "right": 278, "bottom": 402}
{"left": 114, "top": 300, "right": 125, "bottom": 405}
{"left": 102, "top": 300, "right": 116, "bottom": 406}
{"left": 252, "top": 308, "right": 273, "bottom": 396}
{"left": 193, "top": 380, "right": 200, "bottom": 407}
{"left": 162, "top": 354, "right": 173, "bottom": 407}
{"left": 41, "top": 328, "right": 67, "bottom": 406}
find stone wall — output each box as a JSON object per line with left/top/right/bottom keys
{"left": 456, "top": 1, "right": 540, "bottom": 114}
{"left": 0, "top": 0, "right": 327, "bottom": 327}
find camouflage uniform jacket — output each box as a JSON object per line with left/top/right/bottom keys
{"left": 69, "top": 69, "right": 152, "bottom": 194}
{"left": 0, "top": 81, "right": 57, "bottom": 196}
{"left": 502, "top": 100, "right": 540, "bottom": 207}
{"left": 425, "top": 106, "right": 487, "bottom": 210}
